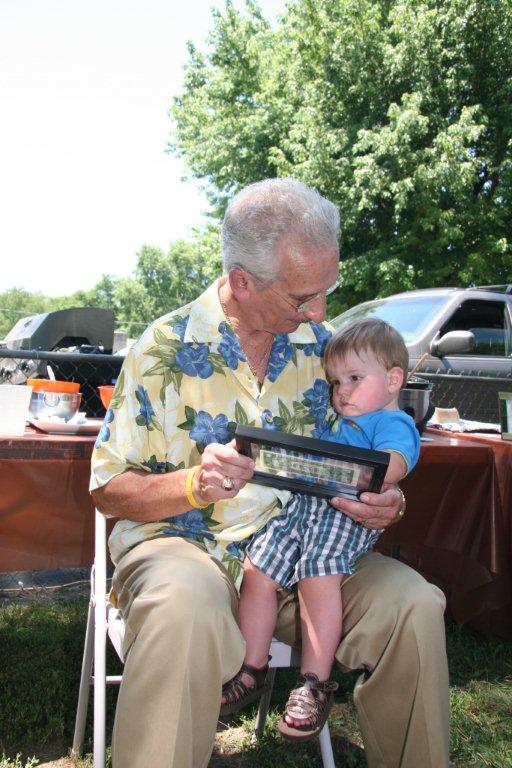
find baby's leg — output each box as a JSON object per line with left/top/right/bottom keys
{"left": 282, "top": 574, "right": 343, "bottom": 730}
{"left": 298, "top": 574, "right": 343, "bottom": 680}
{"left": 221, "top": 557, "right": 279, "bottom": 709}
{"left": 240, "top": 557, "right": 280, "bottom": 668}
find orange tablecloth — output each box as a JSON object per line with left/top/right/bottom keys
{"left": 1, "top": 427, "right": 511, "bottom": 636}
{"left": 377, "top": 428, "right": 512, "bottom": 638}
{"left": 0, "top": 428, "right": 97, "bottom": 571}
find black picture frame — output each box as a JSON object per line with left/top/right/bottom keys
{"left": 235, "top": 424, "right": 390, "bottom": 500}
{"left": 499, "top": 391, "right": 512, "bottom": 440}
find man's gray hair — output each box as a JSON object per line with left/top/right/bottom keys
{"left": 221, "top": 178, "right": 340, "bottom": 284}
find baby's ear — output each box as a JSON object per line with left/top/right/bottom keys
{"left": 387, "top": 366, "right": 404, "bottom": 393}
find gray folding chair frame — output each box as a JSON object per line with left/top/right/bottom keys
{"left": 72, "top": 509, "right": 336, "bottom": 768}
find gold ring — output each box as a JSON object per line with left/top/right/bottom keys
{"left": 222, "top": 476, "right": 235, "bottom": 491}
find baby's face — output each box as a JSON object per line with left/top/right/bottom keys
{"left": 326, "top": 348, "right": 403, "bottom": 418}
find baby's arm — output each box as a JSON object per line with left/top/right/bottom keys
{"left": 384, "top": 451, "right": 408, "bottom": 484}
{"left": 372, "top": 411, "right": 420, "bottom": 484}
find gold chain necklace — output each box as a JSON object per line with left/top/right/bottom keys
{"left": 244, "top": 334, "right": 273, "bottom": 382}
{"left": 219, "top": 293, "right": 273, "bottom": 383}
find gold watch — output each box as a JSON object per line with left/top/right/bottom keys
{"left": 396, "top": 488, "right": 406, "bottom": 521}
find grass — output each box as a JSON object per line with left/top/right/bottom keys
{"left": 0, "top": 598, "right": 511, "bottom": 767}
{"left": 0, "top": 758, "right": 38, "bottom": 768}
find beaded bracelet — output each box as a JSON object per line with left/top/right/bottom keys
{"left": 185, "top": 466, "right": 210, "bottom": 509}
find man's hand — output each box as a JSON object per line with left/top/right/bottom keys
{"left": 329, "top": 483, "right": 404, "bottom": 530}
{"left": 195, "top": 439, "right": 255, "bottom": 504}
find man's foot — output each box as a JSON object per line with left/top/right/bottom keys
{"left": 278, "top": 672, "right": 338, "bottom": 741}
{"left": 219, "top": 661, "right": 269, "bottom": 717}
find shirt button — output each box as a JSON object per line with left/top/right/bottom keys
{"left": 265, "top": 413, "right": 274, "bottom": 424}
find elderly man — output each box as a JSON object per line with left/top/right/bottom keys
{"left": 91, "top": 178, "right": 449, "bottom": 768}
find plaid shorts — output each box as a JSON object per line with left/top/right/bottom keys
{"left": 244, "top": 494, "right": 382, "bottom": 589}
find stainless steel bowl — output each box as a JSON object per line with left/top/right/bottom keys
{"left": 29, "top": 391, "right": 82, "bottom": 421}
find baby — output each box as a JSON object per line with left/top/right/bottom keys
{"left": 221, "top": 318, "right": 420, "bottom": 741}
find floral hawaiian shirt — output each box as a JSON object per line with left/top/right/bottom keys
{"left": 90, "top": 278, "right": 332, "bottom": 586}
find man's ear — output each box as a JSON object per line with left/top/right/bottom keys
{"left": 228, "top": 267, "right": 251, "bottom": 301}
{"left": 387, "top": 366, "right": 404, "bottom": 393}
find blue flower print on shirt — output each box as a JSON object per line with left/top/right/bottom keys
{"left": 162, "top": 509, "right": 214, "bottom": 543}
{"left": 218, "top": 321, "right": 245, "bottom": 370}
{"left": 226, "top": 541, "right": 243, "bottom": 557}
{"left": 260, "top": 409, "right": 279, "bottom": 430}
{"left": 304, "top": 378, "right": 330, "bottom": 420}
{"left": 312, "top": 421, "right": 329, "bottom": 438}
{"left": 150, "top": 460, "right": 167, "bottom": 473}
{"left": 135, "top": 385, "right": 156, "bottom": 428}
{"left": 169, "top": 314, "right": 189, "bottom": 342}
{"left": 95, "top": 408, "right": 114, "bottom": 447}
{"left": 189, "top": 410, "right": 232, "bottom": 448}
{"left": 303, "top": 378, "right": 331, "bottom": 436}
{"left": 303, "top": 323, "right": 332, "bottom": 358}
{"left": 175, "top": 344, "right": 214, "bottom": 379}
{"left": 141, "top": 455, "right": 185, "bottom": 474}
{"left": 267, "top": 334, "right": 294, "bottom": 382}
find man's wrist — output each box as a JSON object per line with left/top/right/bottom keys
{"left": 185, "top": 466, "right": 210, "bottom": 509}
{"left": 395, "top": 487, "right": 406, "bottom": 522}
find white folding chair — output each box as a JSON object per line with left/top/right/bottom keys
{"left": 255, "top": 641, "right": 336, "bottom": 768}
{"left": 72, "top": 509, "right": 123, "bottom": 767}
{"left": 72, "top": 509, "right": 336, "bottom": 768}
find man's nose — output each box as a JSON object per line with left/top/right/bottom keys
{"left": 302, "top": 296, "right": 327, "bottom": 322}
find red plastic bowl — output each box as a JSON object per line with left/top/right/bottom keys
{"left": 98, "top": 385, "right": 115, "bottom": 409}
{"left": 27, "top": 378, "right": 80, "bottom": 394}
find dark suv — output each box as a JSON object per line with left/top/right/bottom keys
{"left": 330, "top": 286, "right": 512, "bottom": 423}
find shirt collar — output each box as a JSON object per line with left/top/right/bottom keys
{"left": 183, "top": 278, "right": 326, "bottom": 345}
{"left": 183, "top": 279, "right": 226, "bottom": 343}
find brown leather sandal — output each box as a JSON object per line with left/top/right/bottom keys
{"left": 219, "top": 661, "right": 270, "bottom": 717}
{"left": 277, "top": 672, "right": 338, "bottom": 741}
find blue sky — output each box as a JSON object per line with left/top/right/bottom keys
{"left": 0, "top": 0, "right": 285, "bottom": 296}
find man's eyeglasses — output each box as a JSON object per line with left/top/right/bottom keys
{"left": 267, "top": 279, "right": 340, "bottom": 314}
{"left": 233, "top": 264, "right": 340, "bottom": 314}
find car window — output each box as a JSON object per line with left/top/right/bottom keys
{"left": 439, "top": 299, "right": 512, "bottom": 357}
{"left": 331, "top": 295, "right": 447, "bottom": 342}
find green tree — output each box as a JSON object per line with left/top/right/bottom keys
{"left": 170, "top": 0, "right": 512, "bottom": 312}
{"left": 113, "top": 277, "right": 153, "bottom": 338}
{"left": 114, "top": 228, "right": 222, "bottom": 337}
{"left": 170, "top": 1, "right": 281, "bottom": 216}
{"left": 86, "top": 274, "right": 118, "bottom": 308}
{"left": 0, "top": 229, "right": 222, "bottom": 342}
{"left": 0, "top": 289, "right": 50, "bottom": 341}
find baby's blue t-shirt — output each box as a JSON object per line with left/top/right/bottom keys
{"left": 320, "top": 409, "right": 420, "bottom": 474}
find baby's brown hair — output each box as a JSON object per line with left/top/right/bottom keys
{"left": 324, "top": 317, "right": 409, "bottom": 387}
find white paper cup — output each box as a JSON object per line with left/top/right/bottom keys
{"left": 0, "top": 384, "right": 33, "bottom": 436}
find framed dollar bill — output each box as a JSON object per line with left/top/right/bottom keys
{"left": 235, "top": 424, "right": 390, "bottom": 500}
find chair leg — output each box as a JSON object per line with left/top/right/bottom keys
{"left": 254, "top": 667, "right": 277, "bottom": 740}
{"left": 93, "top": 511, "right": 108, "bottom": 768}
{"left": 318, "top": 722, "right": 336, "bottom": 768}
{"left": 71, "top": 598, "right": 95, "bottom": 757}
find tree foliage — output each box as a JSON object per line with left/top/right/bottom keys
{"left": 170, "top": 0, "right": 512, "bottom": 312}
{"left": 0, "top": 289, "right": 50, "bottom": 341}
{"left": 114, "top": 228, "right": 222, "bottom": 336}
{"left": 0, "top": 229, "right": 222, "bottom": 341}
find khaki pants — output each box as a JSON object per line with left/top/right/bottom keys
{"left": 110, "top": 537, "right": 450, "bottom": 768}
